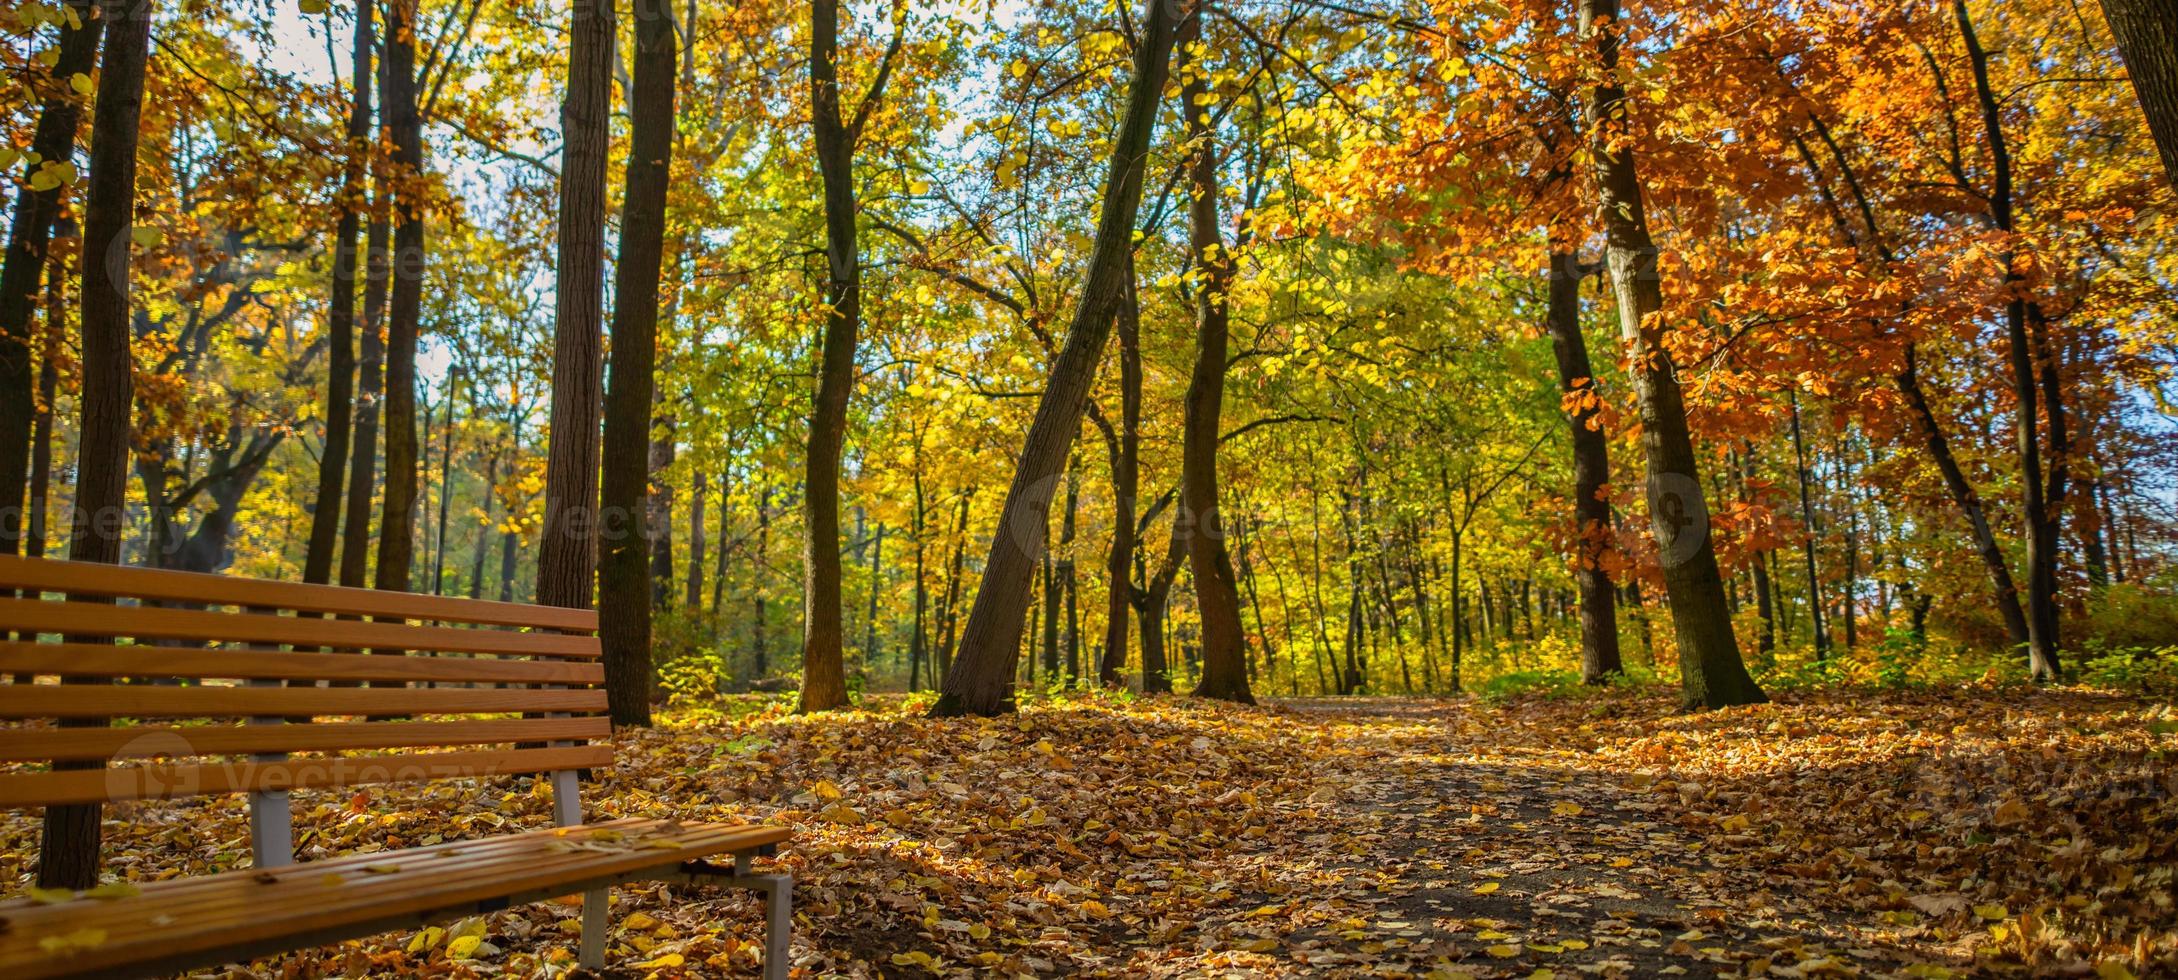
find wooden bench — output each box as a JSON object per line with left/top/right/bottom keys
{"left": 0, "top": 554, "right": 792, "bottom": 979}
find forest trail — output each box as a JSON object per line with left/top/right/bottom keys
{"left": 1255, "top": 698, "right": 1916, "bottom": 977}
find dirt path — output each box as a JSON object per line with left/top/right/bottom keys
{"left": 1174, "top": 698, "right": 1928, "bottom": 978}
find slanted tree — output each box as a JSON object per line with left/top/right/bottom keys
{"left": 41, "top": 0, "right": 154, "bottom": 891}
{"left": 2098, "top": 0, "right": 2178, "bottom": 188}
{"left": 801, "top": 0, "right": 902, "bottom": 712}
{"left": 0, "top": 0, "right": 98, "bottom": 556}
{"left": 535, "top": 0, "right": 614, "bottom": 610}
{"left": 931, "top": 0, "right": 1180, "bottom": 717}
{"left": 302, "top": 0, "right": 375, "bottom": 585}
{"left": 1578, "top": 0, "right": 1764, "bottom": 709}
{"left": 1541, "top": 240, "right": 1622, "bottom": 684}
{"left": 599, "top": 0, "right": 679, "bottom": 727}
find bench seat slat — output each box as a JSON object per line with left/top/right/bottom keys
{"left": 0, "top": 554, "right": 597, "bottom": 632}
{"left": 0, "top": 717, "right": 613, "bottom": 762}
{"left": 0, "top": 744, "right": 612, "bottom": 806}
{"left": 0, "top": 643, "right": 606, "bottom": 686}
{"left": 0, "top": 686, "right": 607, "bottom": 721}
{"left": 0, "top": 599, "right": 599, "bottom": 659}
{"left": 0, "top": 818, "right": 789, "bottom": 980}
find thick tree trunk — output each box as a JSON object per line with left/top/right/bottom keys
{"left": 0, "top": 0, "right": 99, "bottom": 556}
{"left": 929, "top": 0, "right": 1178, "bottom": 717}
{"left": 535, "top": 0, "right": 615, "bottom": 610}
{"left": 1580, "top": 0, "right": 1763, "bottom": 709}
{"left": 1543, "top": 245, "right": 1622, "bottom": 684}
{"left": 302, "top": 0, "right": 374, "bottom": 585}
{"left": 42, "top": 0, "right": 153, "bottom": 892}
{"left": 1178, "top": 7, "right": 1254, "bottom": 706}
{"left": 2099, "top": 0, "right": 2178, "bottom": 189}
{"left": 800, "top": 0, "right": 880, "bottom": 712}
{"left": 373, "top": 0, "right": 426, "bottom": 595}
{"left": 1958, "top": 0, "right": 2060, "bottom": 680}
{"left": 1098, "top": 254, "right": 1143, "bottom": 687}
{"left": 598, "top": 0, "right": 677, "bottom": 728}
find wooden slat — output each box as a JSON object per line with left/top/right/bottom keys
{"left": 0, "top": 554, "right": 596, "bottom": 632}
{"left": 0, "top": 643, "right": 605, "bottom": 686}
{"left": 0, "top": 686, "right": 606, "bottom": 720}
{"left": 0, "top": 818, "right": 792, "bottom": 979}
{"left": 0, "top": 716, "right": 614, "bottom": 762}
{"left": 0, "top": 599, "right": 599, "bottom": 658}
{"left": 0, "top": 744, "right": 613, "bottom": 806}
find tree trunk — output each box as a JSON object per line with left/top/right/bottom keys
{"left": 431, "top": 374, "right": 460, "bottom": 593}
{"left": 1958, "top": 0, "right": 2060, "bottom": 680}
{"left": 373, "top": 0, "right": 426, "bottom": 595}
{"left": 469, "top": 446, "right": 497, "bottom": 599}
{"left": 1136, "top": 511, "right": 1186, "bottom": 695}
{"left": 910, "top": 469, "right": 929, "bottom": 691}
{"left": 1893, "top": 350, "right": 2028, "bottom": 643}
{"left": 800, "top": 0, "right": 886, "bottom": 712}
{"left": 2099, "top": 0, "right": 2178, "bottom": 189}
{"left": 1544, "top": 245, "right": 1622, "bottom": 684}
{"left": 1580, "top": 0, "right": 1762, "bottom": 709}
{"left": 42, "top": 0, "right": 152, "bottom": 892}
{"left": 535, "top": 0, "right": 614, "bottom": 611}
{"left": 685, "top": 469, "right": 708, "bottom": 610}
{"left": 863, "top": 523, "right": 885, "bottom": 679}
{"left": 0, "top": 0, "right": 99, "bottom": 556}
{"left": 338, "top": 176, "right": 388, "bottom": 589}
{"left": 649, "top": 410, "right": 676, "bottom": 607}
{"left": 1740, "top": 450, "right": 1778, "bottom": 657}
{"left": 598, "top": 0, "right": 677, "bottom": 728}
{"left": 1178, "top": 7, "right": 1254, "bottom": 706}
{"left": 930, "top": 0, "right": 1178, "bottom": 717}
{"left": 1787, "top": 390, "right": 1829, "bottom": 657}
{"left": 1098, "top": 253, "right": 1143, "bottom": 687}
{"left": 752, "top": 484, "right": 771, "bottom": 679}
{"left": 302, "top": 0, "right": 374, "bottom": 585}
{"left": 26, "top": 247, "right": 63, "bottom": 559}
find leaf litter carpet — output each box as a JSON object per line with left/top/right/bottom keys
{"left": 2, "top": 688, "right": 2172, "bottom": 977}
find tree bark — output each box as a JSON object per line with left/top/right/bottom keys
{"left": 1579, "top": 0, "right": 1763, "bottom": 709}
{"left": 1136, "top": 511, "right": 1186, "bottom": 695}
{"left": 373, "top": 0, "right": 426, "bottom": 595}
{"left": 598, "top": 0, "right": 677, "bottom": 728}
{"left": 43, "top": 0, "right": 153, "bottom": 892}
{"left": 302, "top": 0, "right": 374, "bottom": 585}
{"left": 685, "top": 469, "right": 708, "bottom": 610}
{"left": 1543, "top": 245, "right": 1622, "bottom": 684}
{"left": 1178, "top": 7, "right": 1255, "bottom": 706}
{"left": 0, "top": 0, "right": 99, "bottom": 556}
{"left": 1098, "top": 253, "right": 1144, "bottom": 687}
{"left": 801, "top": 0, "right": 895, "bottom": 712}
{"left": 26, "top": 249, "right": 63, "bottom": 560}
{"left": 2099, "top": 0, "right": 2178, "bottom": 189}
{"left": 1787, "top": 390, "right": 1829, "bottom": 657}
{"left": 535, "top": 0, "right": 614, "bottom": 610}
{"left": 338, "top": 176, "right": 388, "bottom": 589}
{"left": 1958, "top": 0, "right": 2060, "bottom": 680}
{"left": 649, "top": 409, "right": 676, "bottom": 607}
{"left": 931, "top": 0, "right": 1178, "bottom": 716}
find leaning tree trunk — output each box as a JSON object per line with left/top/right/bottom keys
{"left": 0, "top": 0, "right": 99, "bottom": 556}
{"left": 42, "top": 0, "right": 152, "bottom": 892}
{"left": 373, "top": 0, "right": 426, "bottom": 594}
{"left": 1177, "top": 8, "right": 1254, "bottom": 706}
{"left": 302, "top": 0, "right": 375, "bottom": 585}
{"left": 1542, "top": 242, "right": 1622, "bottom": 684}
{"left": 534, "top": 0, "right": 614, "bottom": 610}
{"left": 597, "top": 0, "right": 677, "bottom": 728}
{"left": 931, "top": 0, "right": 1179, "bottom": 717}
{"left": 1579, "top": 0, "right": 1764, "bottom": 710}
{"left": 1895, "top": 346, "right": 2030, "bottom": 646}
{"left": 800, "top": 0, "right": 889, "bottom": 712}
{"left": 1958, "top": 0, "right": 2061, "bottom": 680}
{"left": 2099, "top": 0, "right": 2178, "bottom": 189}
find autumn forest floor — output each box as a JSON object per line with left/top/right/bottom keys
{"left": 4, "top": 687, "right": 2175, "bottom": 978}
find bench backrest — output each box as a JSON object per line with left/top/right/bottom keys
{"left": 0, "top": 554, "right": 609, "bottom": 864}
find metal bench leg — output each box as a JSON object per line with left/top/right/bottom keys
{"left": 760, "top": 874, "right": 792, "bottom": 980}
{"left": 579, "top": 888, "right": 608, "bottom": 969}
